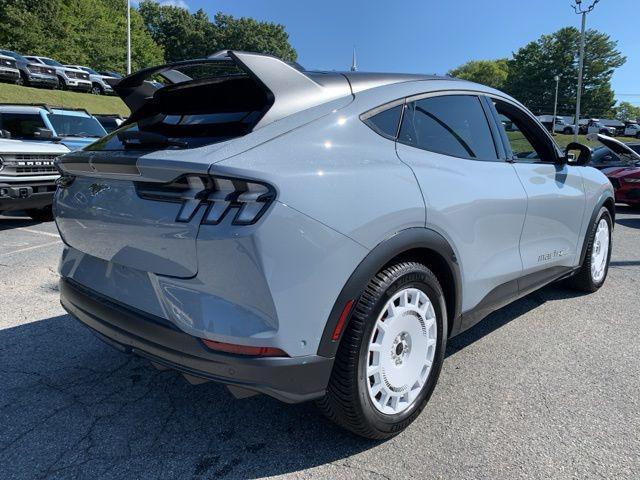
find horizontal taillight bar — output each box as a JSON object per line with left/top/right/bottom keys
{"left": 135, "top": 174, "right": 275, "bottom": 226}
{"left": 201, "top": 338, "right": 287, "bottom": 357}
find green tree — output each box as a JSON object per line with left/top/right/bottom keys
{"left": 0, "top": 0, "right": 164, "bottom": 73}
{"left": 504, "top": 27, "right": 625, "bottom": 118}
{"left": 448, "top": 59, "right": 509, "bottom": 90}
{"left": 614, "top": 101, "right": 640, "bottom": 122}
{"left": 138, "top": 1, "right": 297, "bottom": 63}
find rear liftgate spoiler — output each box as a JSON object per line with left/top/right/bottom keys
{"left": 57, "top": 51, "right": 353, "bottom": 179}
{"left": 111, "top": 50, "right": 352, "bottom": 130}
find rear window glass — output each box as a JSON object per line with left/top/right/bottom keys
{"left": 364, "top": 105, "right": 402, "bottom": 139}
{"left": 0, "top": 113, "right": 46, "bottom": 139}
{"left": 399, "top": 95, "right": 498, "bottom": 160}
{"left": 87, "top": 62, "right": 271, "bottom": 151}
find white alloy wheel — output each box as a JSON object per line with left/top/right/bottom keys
{"left": 591, "top": 218, "right": 610, "bottom": 283}
{"left": 366, "top": 287, "right": 437, "bottom": 415}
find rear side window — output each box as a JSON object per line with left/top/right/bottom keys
{"left": 363, "top": 104, "right": 403, "bottom": 139}
{"left": 0, "top": 113, "right": 46, "bottom": 139}
{"left": 399, "top": 95, "right": 498, "bottom": 160}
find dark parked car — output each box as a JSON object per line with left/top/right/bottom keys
{"left": 0, "top": 50, "right": 58, "bottom": 89}
{"left": 94, "top": 114, "right": 125, "bottom": 133}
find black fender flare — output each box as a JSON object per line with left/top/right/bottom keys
{"left": 317, "top": 227, "right": 462, "bottom": 358}
{"left": 579, "top": 193, "right": 615, "bottom": 267}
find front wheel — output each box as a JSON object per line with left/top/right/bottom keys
{"left": 568, "top": 207, "right": 612, "bottom": 292}
{"left": 317, "top": 262, "right": 447, "bottom": 439}
{"left": 563, "top": 128, "right": 573, "bottom": 135}
{"left": 91, "top": 84, "right": 103, "bottom": 95}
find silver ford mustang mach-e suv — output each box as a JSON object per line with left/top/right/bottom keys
{"left": 54, "top": 51, "right": 615, "bottom": 439}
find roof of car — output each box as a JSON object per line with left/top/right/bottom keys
{"left": 0, "top": 104, "right": 92, "bottom": 116}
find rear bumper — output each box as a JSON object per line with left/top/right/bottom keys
{"left": 0, "top": 180, "right": 56, "bottom": 212}
{"left": 60, "top": 278, "right": 334, "bottom": 403}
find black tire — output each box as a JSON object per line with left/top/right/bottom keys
{"left": 91, "top": 83, "right": 103, "bottom": 95}
{"left": 567, "top": 207, "right": 612, "bottom": 292}
{"left": 636, "top": 132, "right": 640, "bottom": 139}
{"left": 17, "top": 71, "right": 28, "bottom": 86}
{"left": 57, "top": 76, "right": 67, "bottom": 90}
{"left": 26, "top": 206, "right": 54, "bottom": 222}
{"left": 317, "top": 262, "right": 447, "bottom": 439}
{"left": 563, "top": 128, "right": 573, "bottom": 135}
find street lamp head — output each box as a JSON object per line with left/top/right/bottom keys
{"left": 554, "top": 75, "right": 560, "bottom": 82}
{"left": 572, "top": 0, "right": 600, "bottom": 13}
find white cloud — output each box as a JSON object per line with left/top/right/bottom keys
{"left": 130, "top": 0, "right": 190, "bottom": 9}
{"left": 158, "top": 0, "right": 189, "bottom": 9}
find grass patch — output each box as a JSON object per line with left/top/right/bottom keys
{"left": 0, "top": 82, "right": 129, "bottom": 116}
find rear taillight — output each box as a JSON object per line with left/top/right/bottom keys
{"left": 136, "top": 174, "right": 275, "bottom": 226}
{"left": 201, "top": 338, "right": 287, "bottom": 357}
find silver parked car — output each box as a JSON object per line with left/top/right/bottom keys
{"left": 64, "top": 65, "right": 117, "bottom": 95}
{"left": 24, "top": 56, "right": 91, "bottom": 92}
{"left": 54, "top": 51, "right": 614, "bottom": 439}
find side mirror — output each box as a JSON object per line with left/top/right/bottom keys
{"left": 564, "top": 142, "right": 592, "bottom": 166}
{"left": 34, "top": 128, "right": 55, "bottom": 139}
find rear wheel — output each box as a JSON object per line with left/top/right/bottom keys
{"left": 317, "top": 262, "right": 447, "bottom": 439}
{"left": 563, "top": 127, "right": 573, "bottom": 135}
{"left": 568, "top": 207, "right": 612, "bottom": 292}
{"left": 26, "top": 206, "right": 54, "bottom": 222}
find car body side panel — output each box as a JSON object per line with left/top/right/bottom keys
{"left": 395, "top": 144, "right": 527, "bottom": 312}
{"left": 512, "top": 163, "right": 586, "bottom": 273}
{"left": 213, "top": 107, "right": 426, "bottom": 249}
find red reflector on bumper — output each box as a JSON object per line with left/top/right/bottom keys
{"left": 201, "top": 339, "right": 287, "bottom": 357}
{"left": 331, "top": 299, "right": 354, "bottom": 341}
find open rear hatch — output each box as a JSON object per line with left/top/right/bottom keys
{"left": 54, "top": 51, "right": 352, "bottom": 278}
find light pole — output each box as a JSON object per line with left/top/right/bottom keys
{"left": 552, "top": 75, "right": 560, "bottom": 136}
{"left": 572, "top": 0, "right": 600, "bottom": 141}
{"left": 126, "top": 0, "right": 131, "bottom": 75}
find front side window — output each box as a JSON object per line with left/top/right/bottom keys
{"left": 398, "top": 95, "right": 497, "bottom": 160}
{"left": 0, "top": 113, "right": 46, "bottom": 139}
{"left": 494, "top": 100, "right": 558, "bottom": 163}
{"left": 498, "top": 114, "right": 540, "bottom": 161}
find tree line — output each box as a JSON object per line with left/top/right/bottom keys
{"left": 0, "top": 0, "right": 296, "bottom": 73}
{"left": 448, "top": 27, "right": 635, "bottom": 121}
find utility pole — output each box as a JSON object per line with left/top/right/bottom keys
{"left": 126, "top": 0, "right": 132, "bottom": 75}
{"left": 572, "top": 0, "right": 600, "bottom": 141}
{"left": 552, "top": 75, "right": 560, "bottom": 136}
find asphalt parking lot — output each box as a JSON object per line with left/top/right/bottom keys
{"left": 1, "top": 208, "right": 639, "bottom": 480}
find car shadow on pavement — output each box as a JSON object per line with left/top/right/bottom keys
{"left": 0, "top": 283, "right": 588, "bottom": 479}
{"left": 616, "top": 217, "right": 640, "bottom": 229}
{"left": 446, "top": 284, "right": 583, "bottom": 357}
{"left": 0, "top": 314, "right": 376, "bottom": 480}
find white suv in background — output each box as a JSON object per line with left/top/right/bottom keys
{"left": 65, "top": 65, "right": 116, "bottom": 95}
{"left": 623, "top": 123, "right": 640, "bottom": 138}
{"left": 0, "top": 131, "right": 69, "bottom": 220}
{"left": 24, "top": 56, "right": 91, "bottom": 92}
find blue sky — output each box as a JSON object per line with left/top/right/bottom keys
{"left": 150, "top": 0, "right": 639, "bottom": 105}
